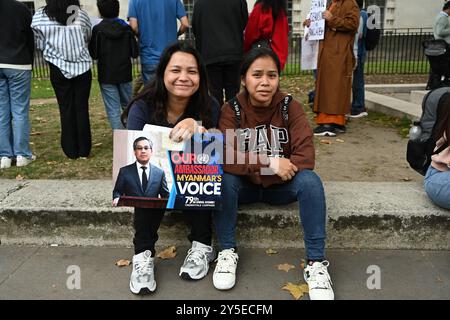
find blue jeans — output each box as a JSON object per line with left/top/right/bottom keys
{"left": 424, "top": 166, "right": 450, "bottom": 209}
{"left": 141, "top": 64, "right": 157, "bottom": 85}
{"left": 100, "top": 82, "right": 131, "bottom": 130}
{"left": 214, "top": 170, "right": 327, "bottom": 260}
{"left": 351, "top": 57, "right": 365, "bottom": 113}
{"left": 0, "top": 68, "right": 32, "bottom": 158}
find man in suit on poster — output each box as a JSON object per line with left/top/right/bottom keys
{"left": 113, "top": 136, "right": 168, "bottom": 205}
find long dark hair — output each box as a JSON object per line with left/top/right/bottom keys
{"left": 122, "top": 42, "right": 212, "bottom": 129}
{"left": 256, "top": 0, "right": 287, "bottom": 20}
{"left": 44, "top": 0, "right": 81, "bottom": 25}
{"left": 434, "top": 93, "right": 450, "bottom": 142}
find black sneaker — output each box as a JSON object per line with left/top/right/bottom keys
{"left": 313, "top": 124, "right": 336, "bottom": 137}
{"left": 332, "top": 124, "right": 346, "bottom": 133}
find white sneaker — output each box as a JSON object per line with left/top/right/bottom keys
{"left": 349, "top": 111, "right": 368, "bottom": 118}
{"left": 16, "top": 155, "right": 36, "bottom": 167}
{"left": 129, "top": 250, "right": 156, "bottom": 295}
{"left": 0, "top": 157, "right": 12, "bottom": 169}
{"left": 303, "top": 260, "right": 334, "bottom": 300}
{"left": 213, "top": 248, "right": 239, "bottom": 290}
{"left": 179, "top": 241, "right": 215, "bottom": 280}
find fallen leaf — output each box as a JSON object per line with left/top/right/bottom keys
{"left": 157, "top": 245, "right": 177, "bottom": 259}
{"left": 15, "top": 174, "right": 24, "bottom": 181}
{"left": 46, "top": 161, "right": 57, "bottom": 165}
{"left": 93, "top": 143, "right": 103, "bottom": 148}
{"left": 436, "top": 275, "right": 443, "bottom": 283}
{"left": 277, "top": 263, "right": 295, "bottom": 272}
{"left": 299, "top": 259, "right": 306, "bottom": 270}
{"left": 265, "top": 248, "right": 278, "bottom": 255}
{"left": 401, "top": 177, "right": 412, "bottom": 181}
{"left": 115, "top": 259, "right": 131, "bottom": 267}
{"left": 30, "top": 132, "right": 43, "bottom": 136}
{"left": 320, "top": 139, "right": 332, "bottom": 145}
{"left": 282, "top": 282, "right": 309, "bottom": 300}
{"left": 336, "top": 138, "right": 345, "bottom": 143}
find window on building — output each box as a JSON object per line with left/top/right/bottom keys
{"left": 183, "top": 0, "right": 195, "bottom": 39}
{"left": 22, "top": 1, "right": 35, "bottom": 15}
{"left": 287, "top": 0, "right": 293, "bottom": 33}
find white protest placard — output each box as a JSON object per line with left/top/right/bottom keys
{"left": 301, "top": 35, "right": 319, "bottom": 70}
{"left": 308, "top": 0, "right": 326, "bottom": 41}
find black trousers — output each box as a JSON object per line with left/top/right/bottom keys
{"left": 207, "top": 61, "right": 241, "bottom": 105}
{"left": 133, "top": 208, "right": 212, "bottom": 255}
{"left": 49, "top": 64, "right": 92, "bottom": 159}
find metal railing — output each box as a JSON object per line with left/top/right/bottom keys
{"left": 31, "top": 28, "right": 434, "bottom": 79}
{"left": 284, "top": 28, "right": 434, "bottom": 75}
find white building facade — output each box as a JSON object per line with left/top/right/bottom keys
{"left": 20, "top": 0, "right": 443, "bottom": 34}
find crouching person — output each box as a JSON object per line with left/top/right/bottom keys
{"left": 213, "top": 48, "right": 334, "bottom": 300}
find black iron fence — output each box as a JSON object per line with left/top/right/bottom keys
{"left": 284, "top": 28, "right": 434, "bottom": 75}
{"left": 32, "top": 28, "right": 434, "bottom": 79}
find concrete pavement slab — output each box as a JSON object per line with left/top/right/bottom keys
{"left": 0, "top": 246, "right": 448, "bottom": 300}
{"left": 0, "top": 246, "right": 39, "bottom": 287}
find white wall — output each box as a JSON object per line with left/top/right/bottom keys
{"left": 389, "top": 0, "right": 443, "bottom": 29}
{"left": 23, "top": 0, "right": 446, "bottom": 30}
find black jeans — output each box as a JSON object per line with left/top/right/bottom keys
{"left": 206, "top": 61, "right": 241, "bottom": 105}
{"left": 49, "top": 64, "right": 92, "bottom": 159}
{"left": 133, "top": 208, "right": 212, "bottom": 255}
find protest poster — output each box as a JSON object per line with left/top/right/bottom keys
{"left": 307, "top": 0, "right": 326, "bottom": 41}
{"left": 112, "top": 126, "right": 223, "bottom": 210}
{"left": 301, "top": 25, "right": 319, "bottom": 70}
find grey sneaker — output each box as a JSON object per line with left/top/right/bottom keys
{"left": 0, "top": 157, "right": 12, "bottom": 169}
{"left": 179, "top": 241, "right": 215, "bottom": 280}
{"left": 129, "top": 250, "right": 156, "bottom": 294}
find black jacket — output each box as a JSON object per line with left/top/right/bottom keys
{"left": 0, "top": 0, "right": 34, "bottom": 65}
{"left": 89, "top": 19, "right": 138, "bottom": 84}
{"left": 192, "top": 0, "right": 248, "bottom": 65}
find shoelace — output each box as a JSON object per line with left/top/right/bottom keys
{"left": 306, "top": 261, "right": 333, "bottom": 288}
{"left": 215, "top": 250, "right": 238, "bottom": 273}
{"left": 135, "top": 257, "right": 153, "bottom": 277}
{"left": 184, "top": 246, "right": 212, "bottom": 266}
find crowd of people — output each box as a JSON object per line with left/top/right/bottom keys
{"left": 1, "top": 0, "right": 449, "bottom": 300}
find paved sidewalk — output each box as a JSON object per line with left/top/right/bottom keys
{"left": 0, "top": 245, "right": 448, "bottom": 300}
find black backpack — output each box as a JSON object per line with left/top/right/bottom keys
{"left": 406, "top": 87, "right": 450, "bottom": 175}
{"left": 364, "top": 10, "right": 381, "bottom": 51}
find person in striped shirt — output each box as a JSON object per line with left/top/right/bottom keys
{"left": 31, "top": 0, "right": 93, "bottom": 159}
